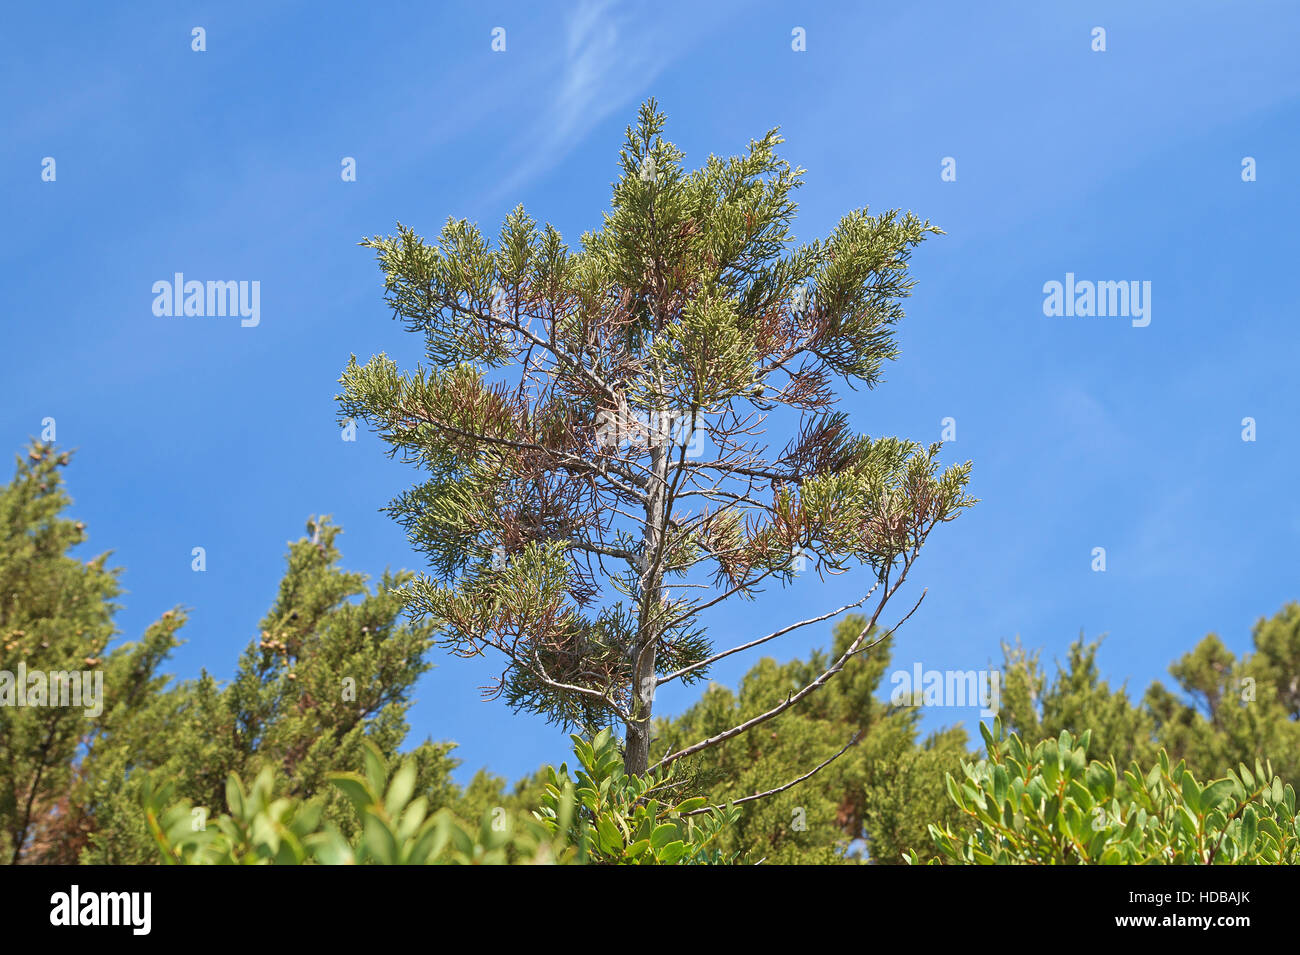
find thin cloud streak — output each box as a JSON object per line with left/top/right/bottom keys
{"left": 489, "top": 0, "right": 698, "bottom": 200}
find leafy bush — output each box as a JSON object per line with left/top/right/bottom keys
{"left": 909, "top": 719, "right": 1299, "bottom": 865}
{"left": 142, "top": 740, "right": 579, "bottom": 864}
{"left": 537, "top": 728, "right": 741, "bottom": 865}
{"left": 142, "top": 729, "right": 740, "bottom": 864}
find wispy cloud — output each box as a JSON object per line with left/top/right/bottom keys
{"left": 489, "top": 0, "right": 698, "bottom": 199}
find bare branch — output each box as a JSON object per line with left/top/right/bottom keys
{"left": 679, "top": 730, "right": 864, "bottom": 817}
{"left": 649, "top": 561, "right": 925, "bottom": 773}
{"left": 656, "top": 589, "right": 877, "bottom": 687}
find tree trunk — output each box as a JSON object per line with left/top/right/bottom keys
{"left": 626, "top": 404, "right": 670, "bottom": 776}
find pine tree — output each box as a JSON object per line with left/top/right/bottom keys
{"left": 0, "top": 442, "right": 181, "bottom": 864}
{"left": 1145, "top": 606, "right": 1300, "bottom": 786}
{"left": 996, "top": 608, "right": 1300, "bottom": 787}
{"left": 78, "top": 516, "right": 459, "bottom": 863}
{"left": 0, "top": 442, "right": 470, "bottom": 863}
{"left": 997, "top": 635, "right": 1158, "bottom": 770}
{"left": 339, "top": 99, "right": 975, "bottom": 780}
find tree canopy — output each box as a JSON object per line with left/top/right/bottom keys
{"left": 337, "top": 98, "right": 973, "bottom": 780}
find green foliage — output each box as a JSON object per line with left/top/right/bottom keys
{"left": 0, "top": 443, "right": 186, "bottom": 864}
{"left": 142, "top": 731, "right": 738, "bottom": 865}
{"left": 0, "top": 445, "right": 474, "bottom": 864}
{"left": 453, "top": 764, "right": 551, "bottom": 831}
{"left": 1146, "top": 610, "right": 1300, "bottom": 788}
{"left": 911, "top": 719, "right": 1300, "bottom": 865}
{"left": 12, "top": 439, "right": 1300, "bottom": 866}
{"left": 536, "top": 728, "right": 741, "bottom": 864}
{"left": 998, "top": 610, "right": 1300, "bottom": 790}
{"left": 79, "top": 516, "right": 456, "bottom": 864}
{"left": 998, "top": 636, "right": 1157, "bottom": 769}
{"left": 142, "top": 740, "right": 580, "bottom": 865}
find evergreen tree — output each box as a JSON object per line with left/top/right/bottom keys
{"left": 78, "top": 516, "right": 458, "bottom": 863}
{"left": 996, "top": 608, "right": 1300, "bottom": 787}
{"left": 1145, "top": 605, "right": 1300, "bottom": 786}
{"left": 0, "top": 442, "right": 181, "bottom": 864}
{"left": 997, "top": 635, "right": 1157, "bottom": 769}
{"left": 338, "top": 99, "right": 974, "bottom": 781}
{"left": 0, "top": 441, "right": 470, "bottom": 863}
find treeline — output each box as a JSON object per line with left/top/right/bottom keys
{"left": 2, "top": 443, "right": 1296, "bottom": 864}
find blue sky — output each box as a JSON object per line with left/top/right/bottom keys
{"left": 3, "top": 1, "right": 1298, "bottom": 784}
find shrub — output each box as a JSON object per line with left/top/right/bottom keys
{"left": 909, "top": 719, "right": 1299, "bottom": 865}
{"left": 142, "top": 729, "right": 739, "bottom": 865}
